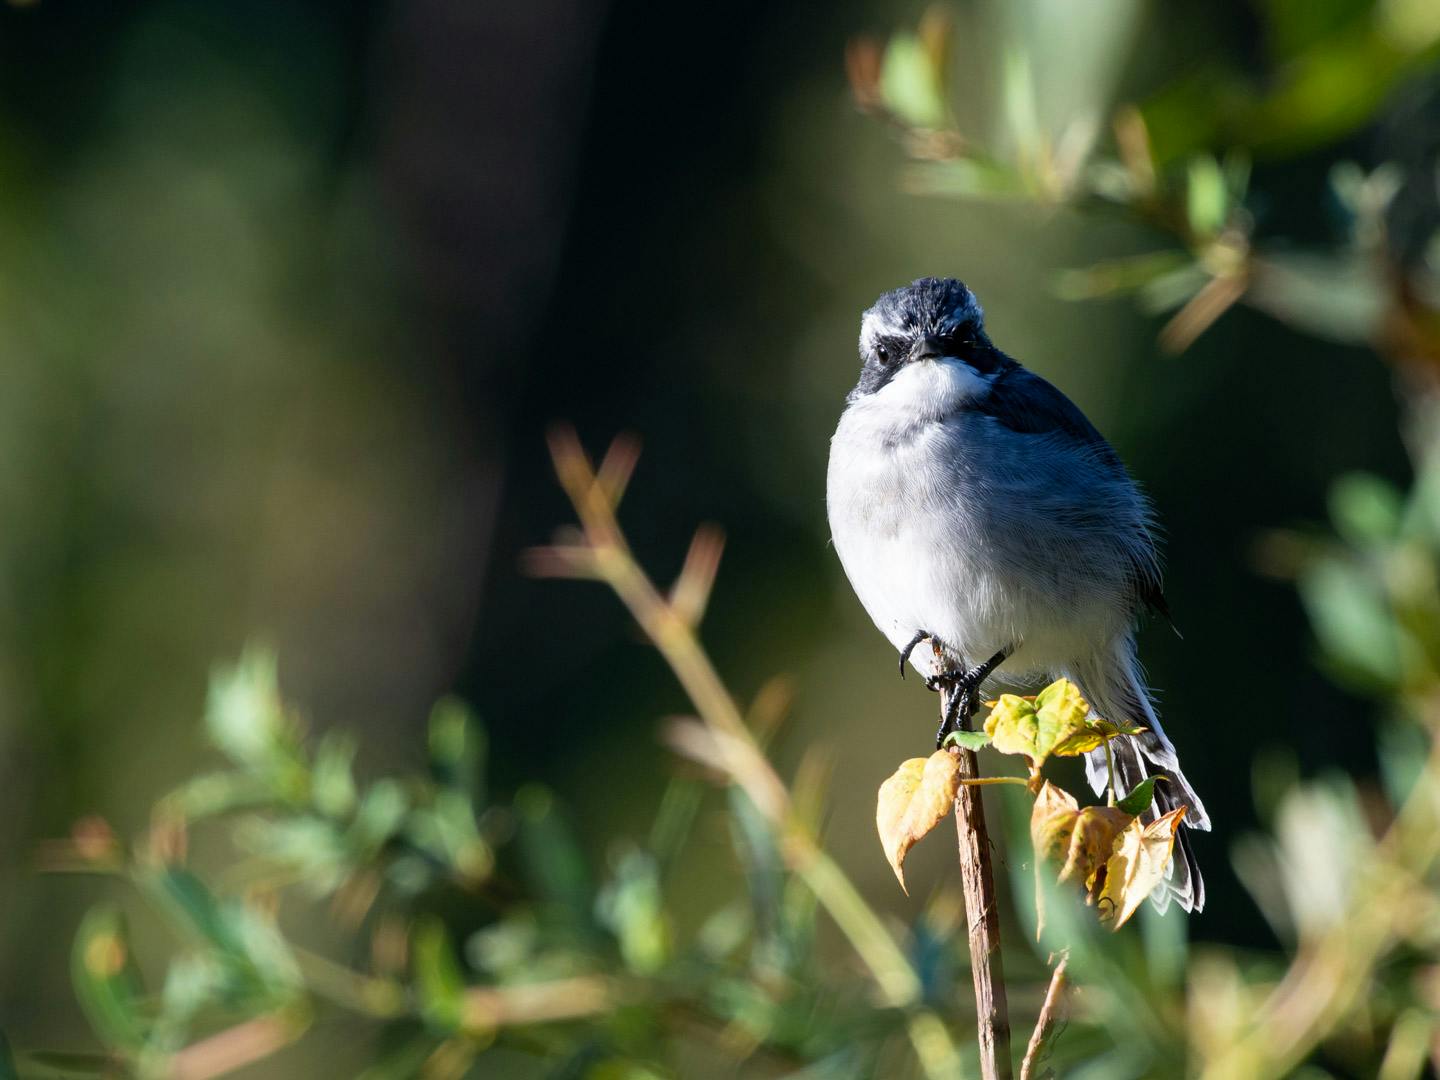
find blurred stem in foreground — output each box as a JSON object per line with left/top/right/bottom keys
{"left": 524, "top": 427, "right": 965, "bottom": 1080}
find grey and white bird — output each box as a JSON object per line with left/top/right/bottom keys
{"left": 826, "top": 277, "right": 1209, "bottom": 913}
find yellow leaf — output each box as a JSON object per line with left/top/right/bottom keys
{"left": 986, "top": 679, "right": 1100, "bottom": 771}
{"left": 876, "top": 751, "right": 962, "bottom": 894}
{"left": 1097, "top": 806, "right": 1187, "bottom": 930}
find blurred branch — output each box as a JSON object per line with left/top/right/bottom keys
{"left": 528, "top": 426, "right": 964, "bottom": 1080}
{"left": 169, "top": 1013, "right": 305, "bottom": 1080}
{"left": 1020, "top": 952, "right": 1069, "bottom": 1080}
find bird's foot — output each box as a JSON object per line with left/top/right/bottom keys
{"left": 932, "top": 647, "right": 1011, "bottom": 749}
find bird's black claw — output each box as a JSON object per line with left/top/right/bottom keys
{"left": 897, "top": 629, "right": 932, "bottom": 680}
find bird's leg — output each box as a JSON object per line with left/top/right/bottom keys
{"left": 933, "top": 647, "right": 1011, "bottom": 748}
{"left": 897, "top": 629, "right": 932, "bottom": 679}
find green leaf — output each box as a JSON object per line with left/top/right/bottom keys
{"left": 943, "top": 730, "right": 993, "bottom": 751}
{"left": 1117, "top": 775, "right": 1160, "bottom": 815}
{"left": 71, "top": 905, "right": 147, "bottom": 1053}
{"left": 312, "top": 731, "right": 358, "bottom": 819}
{"left": 349, "top": 779, "right": 410, "bottom": 856}
{"left": 595, "top": 846, "right": 672, "bottom": 975}
{"left": 1297, "top": 557, "right": 1399, "bottom": 686}
{"left": 405, "top": 790, "right": 493, "bottom": 883}
{"left": 429, "top": 697, "right": 486, "bottom": 804}
{"left": 413, "top": 918, "right": 466, "bottom": 1032}
{"left": 205, "top": 648, "right": 287, "bottom": 767}
{"left": 140, "top": 869, "right": 300, "bottom": 996}
{"left": 1186, "top": 154, "right": 1227, "bottom": 238}
{"left": 880, "top": 32, "right": 948, "bottom": 129}
{"left": 1329, "top": 472, "right": 1402, "bottom": 546}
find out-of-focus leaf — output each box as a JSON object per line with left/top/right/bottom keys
{"left": 466, "top": 916, "right": 538, "bottom": 977}
{"left": 1329, "top": 472, "right": 1403, "bottom": 546}
{"left": 904, "top": 159, "right": 1027, "bottom": 200}
{"left": 513, "top": 785, "right": 594, "bottom": 929}
{"left": 1116, "top": 775, "right": 1160, "bottom": 815}
{"left": 205, "top": 648, "right": 289, "bottom": 768}
{"left": 1097, "top": 807, "right": 1186, "bottom": 929}
{"left": 1186, "top": 154, "right": 1227, "bottom": 238}
{"left": 312, "top": 731, "right": 358, "bottom": 819}
{"left": 71, "top": 905, "right": 147, "bottom": 1053}
{"left": 236, "top": 816, "right": 349, "bottom": 894}
{"left": 406, "top": 790, "right": 493, "bottom": 884}
{"left": 150, "top": 953, "right": 223, "bottom": 1053}
{"left": 595, "top": 845, "right": 672, "bottom": 975}
{"left": 429, "top": 697, "right": 485, "bottom": 805}
{"left": 163, "top": 771, "right": 272, "bottom": 820}
{"left": 349, "top": 779, "right": 410, "bottom": 856}
{"left": 880, "top": 26, "right": 949, "bottom": 129}
{"left": 141, "top": 869, "right": 301, "bottom": 995}
{"left": 1053, "top": 250, "right": 1191, "bottom": 301}
{"left": 414, "top": 918, "right": 466, "bottom": 1033}
{"left": 875, "top": 751, "right": 961, "bottom": 893}
{"left": 1297, "top": 556, "right": 1400, "bottom": 686}
{"left": 1246, "top": 252, "right": 1386, "bottom": 345}
{"left": 1137, "top": 262, "right": 1209, "bottom": 315}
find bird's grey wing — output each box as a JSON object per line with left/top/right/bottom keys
{"left": 976, "top": 365, "right": 1170, "bottom": 620}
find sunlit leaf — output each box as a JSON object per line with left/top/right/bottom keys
{"left": 1097, "top": 807, "right": 1187, "bottom": 930}
{"left": 876, "top": 751, "right": 961, "bottom": 893}
{"left": 1116, "top": 775, "right": 1160, "bottom": 815}
{"left": 881, "top": 27, "right": 950, "bottom": 130}
{"left": 1185, "top": 154, "right": 1227, "bottom": 238}
{"left": 985, "top": 680, "right": 1120, "bottom": 779}
{"left": 205, "top": 648, "right": 288, "bottom": 768}
{"left": 943, "top": 729, "right": 993, "bottom": 751}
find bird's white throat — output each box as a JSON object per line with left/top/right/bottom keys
{"left": 844, "top": 358, "right": 994, "bottom": 443}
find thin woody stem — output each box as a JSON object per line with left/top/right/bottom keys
{"left": 947, "top": 687, "right": 1014, "bottom": 1080}
{"left": 1020, "top": 952, "right": 1070, "bottom": 1080}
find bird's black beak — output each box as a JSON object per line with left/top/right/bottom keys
{"left": 910, "top": 334, "right": 944, "bottom": 363}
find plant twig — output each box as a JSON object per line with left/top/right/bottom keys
{"left": 947, "top": 688, "right": 1014, "bottom": 1080}
{"left": 1020, "top": 952, "right": 1070, "bottom": 1080}
{"left": 531, "top": 428, "right": 963, "bottom": 1080}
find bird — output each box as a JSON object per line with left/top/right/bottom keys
{"left": 825, "top": 276, "right": 1209, "bottom": 913}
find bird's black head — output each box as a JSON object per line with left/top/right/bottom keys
{"left": 852, "top": 277, "right": 1009, "bottom": 398}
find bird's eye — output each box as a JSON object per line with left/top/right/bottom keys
{"left": 875, "top": 343, "right": 891, "bottom": 364}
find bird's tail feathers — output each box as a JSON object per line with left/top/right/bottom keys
{"left": 1067, "top": 639, "right": 1209, "bottom": 914}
